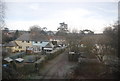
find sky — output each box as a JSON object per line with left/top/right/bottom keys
{"left": 4, "top": 0, "right": 118, "bottom": 33}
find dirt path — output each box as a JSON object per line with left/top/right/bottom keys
{"left": 31, "top": 50, "right": 77, "bottom": 79}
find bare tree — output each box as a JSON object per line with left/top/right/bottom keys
{"left": 29, "top": 25, "right": 47, "bottom": 35}
{"left": 0, "top": 1, "right": 6, "bottom": 80}
{"left": 72, "top": 28, "right": 78, "bottom": 34}
{"left": 29, "top": 25, "right": 42, "bottom": 34}
{"left": 42, "top": 27, "right": 47, "bottom": 31}
{"left": 80, "top": 29, "right": 94, "bottom": 35}
{"left": 0, "top": 0, "right": 6, "bottom": 29}
{"left": 66, "top": 29, "right": 81, "bottom": 53}
{"left": 103, "top": 22, "right": 118, "bottom": 55}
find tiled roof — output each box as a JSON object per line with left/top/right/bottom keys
{"left": 4, "top": 41, "right": 18, "bottom": 47}
{"left": 48, "top": 36, "right": 66, "bottom": 40}
{"left": 31, "top": 34, "right": 49, "bottom": 41}
{"left": 16, "top": 33, "right": 49, "bottom": 41}
{"left": 16, "top": 33, "right": 31, "bottom": 41}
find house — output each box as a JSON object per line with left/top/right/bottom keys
{"left": 32, "top": 41, "right": 47, "bottom": 53}
{"left": 4, "top": 33, "right": 36, "bottom": 53}
{"left": 31, "top": 34, "right": 54, "bottom": 53}
{"left": 15, "top": 33, "right": 55, "bottom": 53}
{"left": 43, "top": 42, "right": 54, "bottom": 52}
{"left": 48, "top": 36, "right": 66, "bottom": 47}
{"left": 15, "top": 33, "right": 32, "bottom": 52}
{"left": 4, "top": 41, "right": 23, "bottom": 53}
{"left": 4, "top": 33, "right": 66, "bottom": 53}
{"left": 33, "top": 41, "right": 54, "bottom": 53}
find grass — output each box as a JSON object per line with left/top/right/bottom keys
{"left": 22, "top": 55, "right": 37, "bottom": 62}
{"left": 8, "top": 49, "right": 66, "bottom": 79}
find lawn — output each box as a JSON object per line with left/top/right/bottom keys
{"left": 23, "top": 54, "right": 39, "bottom": 63}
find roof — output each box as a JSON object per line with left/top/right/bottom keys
{"left": 69, "top": 52, "right": 75, "bottom": 54}
{"left": 15, "top": 58, "right": 24, "bottom": 62}
{"left": 16, "top": 33, "right": 31, "bottom": 41}
{"left": 16, "top": 33, "right": 49, "bottom": 41}
{"left": 48, "top": 36, "right": 66, "bottom": 40}
{"left": 0, "top": 44, "right": 2, "bottom": 46}
{"left": 31, "top": 34, "right": 49, "bottom": 41}
{"left": 4, "top": 41, "right": 18, "bottom": 47}
{"left": 40, "top": 42, "right": 49, "bottom": 47}
{"left": 4, "top": 57, "right": 13, "bottom": 62}
{"left": 45, "top": 43, "right": 53, "bottom": 48}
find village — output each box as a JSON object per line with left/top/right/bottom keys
{"left": 1, "top": 22, "right": 119, "bottom": 79}
{"left": 0, "top": 0, "right": 119, "bottom": 80}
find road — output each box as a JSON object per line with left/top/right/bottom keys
{"left": 31, "top": 49, "right": 77, "bottom": 79}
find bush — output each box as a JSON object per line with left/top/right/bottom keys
{"left": 45, "top": 49, "right": 65, "bottom": 61}
{"left": 23, "top": 63, "right": 35, "bottom": 74}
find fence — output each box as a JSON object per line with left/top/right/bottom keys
{"left": 9, "top": 52, "right": 26, "bottom": 60}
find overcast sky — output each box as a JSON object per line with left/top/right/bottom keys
{"left": 5, "top": 0, "right": 118, "bottom": 33}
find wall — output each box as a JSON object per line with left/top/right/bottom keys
{"left": 15, "top": 40, "right": 32, "bottom": 51}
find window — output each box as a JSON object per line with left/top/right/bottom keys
{"left": 22, "top": 41, "right": 24, "bottom": 42}
{"left": 26, "top": 46, "right": 29, "bottom": 48}
{"left": 38, "top": 48, "right": 41, "bottom": 51}
{"left": 19, "top": 46, "right": 22, "bottom": 49}
{"left": 40, "top": 41, "right": 42, "bottom": 43}
{"left": 35, "top": 41, "right": 38, "bottom": 43}
{"left": 26, "top": 41, "right": 30, "bottom": 43}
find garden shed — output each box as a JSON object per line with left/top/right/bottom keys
{"left": 15, "top": 58, "right": 24, "bottom": 63}
{"left": 4, "top": 57, "right": 13, "bottom": 62}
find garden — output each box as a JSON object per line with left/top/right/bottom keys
{"left": 2, "top": 47, "right": 66, "bottom": 79}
